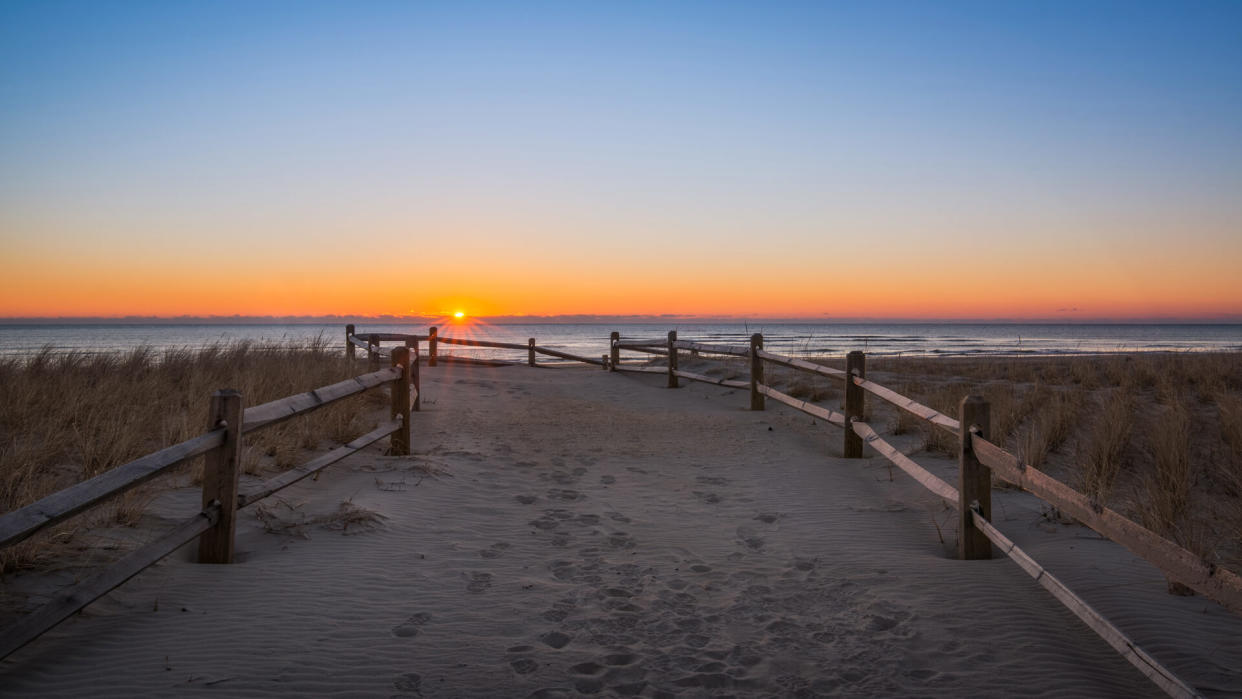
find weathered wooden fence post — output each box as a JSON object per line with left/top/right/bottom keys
{"left": 667, "top": 330, "right": 679, "bottom": 388}
{"left": 750, "top": 333, "right": 765, "bottom": 411}
{"left": 609, "top": 331, "right": 620, "bottom": 371}
{"left": 601, "top": 355, "right": 609, "bottom": 370}
{"left": 843, "top": 350, "right": 866, "bottom": 458}
{"left": 959, "top": 395, "right": 993, "bottom": 560}
{"left": 528, "top": 338, "right": 536, "bottom": 367}
{"left": 198, "top": 389, "right": 243, "bottom": 564}
{"left": 405, "top": 338, "right": 420, "bottom": 412}
{"left": 345, "top": 324, "right": 355, "bottom": 362}
{"left": 390, "top": 347, "right": 411, "bottom": 455}
{"left": 428, "top": 326, "right": 438, "bottom": 367}
{"left": 368, "top": 334, "right": 380, "bottom": 372}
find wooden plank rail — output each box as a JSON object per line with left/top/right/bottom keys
{"left": 969, "top": 509, "right": 1201, "bottom": 699}
{"left": 616, "top": 345, "right": 669, "bottom": 356}
{"left": 757, "top": 384, "right": 846, "bottom": 427}
{"left": 613, "top": 365, "right": 667, "bottom": 375}
{"left": 614, "top": 339, "right": 666, "bottom": 349}
{"left": 347, "top": 335, "right": 372, "bottom": 351}
{"left": 532, "top": 345, "right": 606, "bottom": 366}
{"left": 851, "top": 421, "right": 959, "bottom": 502}
{"left": 756, "top": 349, "right": 848, "bottom": 380}
{"left": 436, "top": 336, "right": 531, "bottom": 350}
{"left": 349, "top": 333, "right": 427, "bottom": 342}
{"left": 0, "top": 430, "right": 226, "bottom": 549}
{"left": 241, "top": 367, "right": 400, "bottom": 434}
{"left": 238, "top": 420, "right": 400, "bottom": 507}
{"left": 853, "top": 375, "right": 961, "bottom": 433}
{"left": 673, "top": 369, "right": 749, "bottom": 389}
{"left": 971, "top": 432, "right": 1242, "bottom": 614}
{"left": 672, "top": 340, "right": 750, "bottom": 357}
{"left": 0, "top": 504, "right": 221, "bottom": 661}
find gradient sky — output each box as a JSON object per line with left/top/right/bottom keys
{"left": 2, "top": 1, "right": 1240, "bottom": 320}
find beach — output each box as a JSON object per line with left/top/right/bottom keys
{"left": 2, "top": 361, "right": 1239, "bottom": 697}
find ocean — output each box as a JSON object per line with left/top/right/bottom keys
{"left": 1, "top": 322, "right": 1240, "bottom": 361}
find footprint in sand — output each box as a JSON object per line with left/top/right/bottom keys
{"left": 694, "top": 491, "right": 722, "bottom": 504}
{"left": 530, "top": 516, "right": 559, "bottom": 530}
{"left": 393, "top": 672, "right": 422, "bottom": 692}
{"left": 509, "top": 658, "right": 539, "bottom": 675}
{"left": 514, "top": 494, "right": 538, "bottom": 505}
{"left": 465, "top": 572, "right": 493, "bottom": 593}
{"left": 546, "top": 488, "right": 583, "bottom": 502}
{"left": 571, "top": 661, "right": 605, "bottom": 676}
{"left": 735, "top": 526, "right": 765, "bottom": 551}
{"left": 538, "top": 630, "right": 572, "bottom": 649}
{"left": 599, "top": 475, "right": 616, "bottom": 485}
{"left": 391, "top": 612, "right": 432, "bottom": 638}
{"left": 480, "top": 542, "right": 510, "bottom": 559}
{"left": 607, "top": 533, "right": 636, "bottom": 549}
{"left": 753, "top": 512, "right": 780, "bottom": 524}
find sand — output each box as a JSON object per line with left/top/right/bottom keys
{"left": 1, "top": 362, "right": 1240, "bottom": 697}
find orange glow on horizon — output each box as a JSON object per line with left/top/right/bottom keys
{"left": 0, "top": 230, "right": 1239, "bottom": 321}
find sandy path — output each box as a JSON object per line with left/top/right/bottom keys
{"left": 1, "top": 364, "right": 1239, "bottom": 697}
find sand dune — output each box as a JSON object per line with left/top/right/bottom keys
{"left": 2, "top": 363, "right": 1239, "bottom": 697}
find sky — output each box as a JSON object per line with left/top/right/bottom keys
{"left": 1, "top": 1, "right": 1240, "bottom": 321}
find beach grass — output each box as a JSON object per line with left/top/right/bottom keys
{"left": 862, "top": 352, "right": 1242, "bottom": 572}
{"left": 0, "top": 338, "right": 383, "bottom": 573}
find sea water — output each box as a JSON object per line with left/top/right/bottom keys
{"left": 1, "top": 322, "right": 1240, "bottom": 360}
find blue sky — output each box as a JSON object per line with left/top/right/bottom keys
{"left": 2, "top": 1, "right": 1240, "bottom": 318}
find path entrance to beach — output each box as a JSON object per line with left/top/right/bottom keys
{"left": 3, "top": 362, "right": 1231, "bottom": 697}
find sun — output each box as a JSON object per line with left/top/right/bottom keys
{"left": 453, "top": 311, "right": 466, "bottom": 320}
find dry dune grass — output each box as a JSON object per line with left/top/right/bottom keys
{"left": 0, "top": 338, "right": 385, "bottom": 573}
{"left": 862, "top": 352, "right": 1242, "bottom": 573}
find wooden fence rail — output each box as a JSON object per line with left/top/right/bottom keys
{"left": 349, "top": 328, "right": 612, "bottom": 369}
{"left": 757, "top": 384, "right": 847, "bottom": 427}
{"left": 603, "top": 328, "right": 1226, "bottom": 698}
{"left": 672, "top": 340, "right": 750, "bottom": 357}
{"left": 0, "top": 431, "right": 226, "bottom": 549}
{"left": 0, "top": 344, "right": 415, "bottom": 659}
{"left": 970, "top": 431, "right": 1242, "bottom": 612}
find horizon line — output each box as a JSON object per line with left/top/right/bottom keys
{"left": 2, "top": 314, "right": 1241, "bottom": 326}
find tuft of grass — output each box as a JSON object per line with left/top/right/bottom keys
{"left": 1019, "top": 386, "right": 1085, "bottom": 468}
{"left": 1081, "top": 388, "right": 1134, "bottom": 502}
{"left": 1142, "top": 400, "right": 1192, "bottom": 534}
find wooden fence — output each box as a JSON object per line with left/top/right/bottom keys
{"left": 0, "top": 343, "right": 417, "bottom": 660}
{"left": 3, "top": 324, "right": 1237, "bottom": 698}
{"left": 607, "top": 330, "right": 1238, "bottom": 699}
